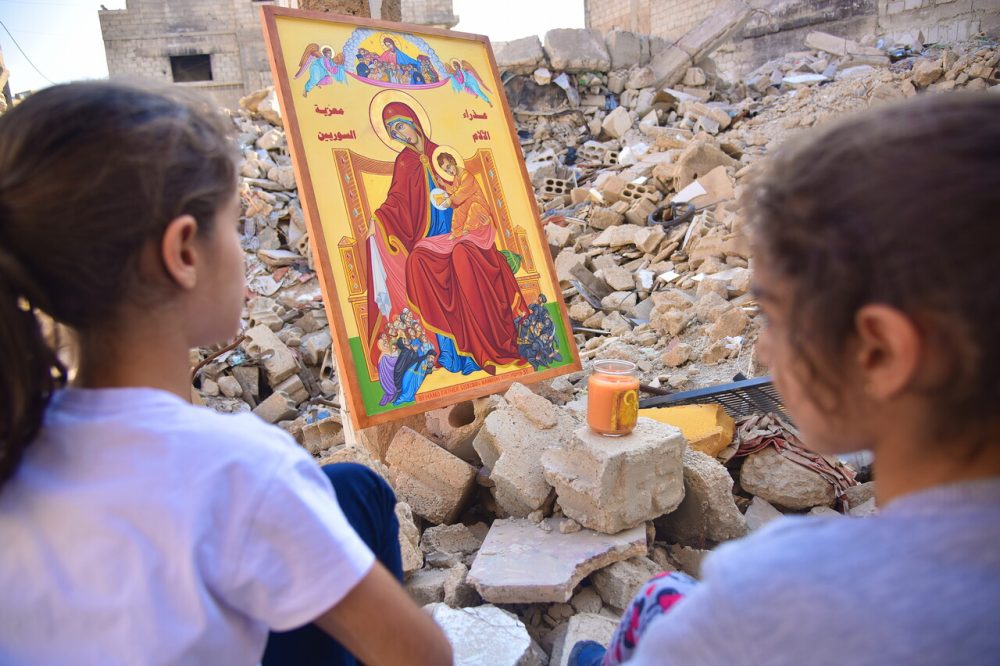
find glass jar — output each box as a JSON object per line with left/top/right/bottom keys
{"left": 587, "top": 359, "right": 640, "bottom": 436}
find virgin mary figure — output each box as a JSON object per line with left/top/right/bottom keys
{"left": 364, "top": 93, "right": 528, "bottom": 380}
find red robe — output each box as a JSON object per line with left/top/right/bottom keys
{"left": 365, "top": 141, "right": 526, "bottom": 370}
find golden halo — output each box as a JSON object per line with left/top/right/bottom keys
{"left": 431, "top": 145, "right": 464, "bottom": 183}
{"left": 319, "top": 44, "right": 335, "bottom": 55}
{"left": 369, "top": 89, "right": 432, "bottom": 153}
{"left": 378, "top": 33, "right": 398, "bottom": 49}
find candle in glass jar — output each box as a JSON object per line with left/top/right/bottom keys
{"left": 587, "top": 359, "right": 640, "bottom": 436}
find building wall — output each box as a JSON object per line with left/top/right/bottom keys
{"left": 401, "top": 0, "right": 458, "bottom": 28}
{"left": 99, "top": 0, "right": 296, "bottom": 108}
{"left": 585, "top": 0, "right": 999, "bottom": 79}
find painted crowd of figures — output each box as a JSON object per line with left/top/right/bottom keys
{"left": 295, "top": 33, "right": 493, "bottom": 107}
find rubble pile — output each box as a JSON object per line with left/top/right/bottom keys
{"left": 188, "top": 24, "right": 993, "bottom": 664}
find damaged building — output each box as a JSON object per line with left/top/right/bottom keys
{"left": 98, "top": 0, "right": 454, "bottom": 108}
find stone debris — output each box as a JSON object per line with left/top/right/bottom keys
{"left": 655, "top": 449, "right": 748, "bottom": 545}
{"left": 396, "top": 501, "right": 424, "bottom": 577}
{"left": 385, "top": 427, "right": 477, "bottom": 525}
{"left": 591, "top": 556, "right": 662, "bottom": 611}
{"left": 473, "top": 384, "right": 581, "bottom": 518}
{"left": 184, "top": 20, "right": 999, "bottom": 663}
{"left": 549, "top": 613, "right": 619, "bottom": 666}
{"left": 467, "top": 518, "right": 647, "bottom": 604}
{"left": 744, "top": 495, "right": 784, "bottom": 531}
{"left": 427, "top": 603, "right": 543, "bottom": 666}
{"left": 740, "top": 446, "right": 837, "bottom": 511}
{"left": 542, "top": 419, "right": 686, "bottom": 534}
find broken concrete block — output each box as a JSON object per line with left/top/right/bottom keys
{"left": 420, "top": 523, "right": 487, "bottom": 558}
{"left": 542, "top": 420, "right": 686, "bottom": 534}
{"left": 472, "top": 386, "right": 579, "bottom": 517}
{"left": 694, "top": 291, "right": 734, "bottom": 322}
{"left": 655, "top": 449, "right": 748, "bottom": 544}
{"left": 591, "top": 556, "right": 661, "bottom": 611}
{"left": 649, "top": 47, "right": 693, "bottom": 90}
{"left": 805, "top": 30, "right": 849, "bottom": 56}
{"left": 673, "top": 141, "right": 741, "bottom": 191}
{"left": 911, "top": 58, "right": 943, "bottom": 88}
{"left": 683, "top": 66, "right": 708, "bottom": 86}
{"left": 427, "top": 604, "right": 542, "bottom": 666}
{"left": 602, "top": 106, "right": 633, "bottom": 140}
{"left": 299, "top": 328, "right": 331, "bottom": 367}
{"left": 544, "top": 29, "right": 611, "bottom": 72}
{"left": 256, "top": 128, "right": 285, "bottom": 151}
{"left": 356, "top": 412, "right": 429, "bottom": 463}
{"left": 468, "top": 518, "right": 647, "bottom": 603}
{"left": 274, "top": 374, "right": 307, "bottom": 405}
{"left": 385, "top": 427, "right": 477, "bottom": 525}
{"left": 396, "top": 501, "right": 424, "bottom": 577}
{"left": 555, "top": 249, "right": 587, "bottom": 283}
{"left": 638, "top": 404, "right": 734, "bottom": 457}
{"left": 443, "top": 562, "right": 481, "bottom": 608}
{"left": 406, "top": 567, "right": 449, "bottom": 606}
{"left": 493, "top": 35, "right": 545, "bottom": 74}
{"left": 244, "top": 324, "right": 298, "bottom": 385}
{"left": 252, "top": 391, "right": 298, "bottom": 424}
{"left": 550, "top": 613, "right": 619, "bottom": 666}
{"left": 301, "top": 415, "right": 345, "bottom": 455}
{"left": 589, "top": 207, "right": 624, "bottom": 230}
{"left": 424, "top": 395, "right": 503, "bottom": 464}
{"left": 218, "top": 376, "right": 243, "bottom": 398}
{"left": 708, "top": 306, "right": 749, "bottom": 341}
{"left": 661, "top": 341, "right": 693, "bottom": 368}
{"left": 606, "top": 29, "right": 641, "bottom": 70}
{"left": 844, "top": 481, "right": 875, "bottom": 509}
{"left": 741, "top": 447, "right": 837, "bottom": 510}
{"left": 744, "top": 495, "right": 783, "bottom": 531}
{"left": 667, "top": 544, "right": 708, "bottom": 578}
{"left": 570, "top": 587, "right": 603, "bottom": 614}
{"left": 849, "top": 497, "right": 877, "bottom": 517}
{"left": 603, "top": 265, "right": 635, "bottom": 292}
{"left": 504, "top": 382, "right": 562, "bottom": 430}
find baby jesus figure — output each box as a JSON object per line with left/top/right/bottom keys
{"left": 435, "top": 151, "right": 494, "bottom": 240}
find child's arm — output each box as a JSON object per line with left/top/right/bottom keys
{"left": 314, "top": 563, "right": 453, "bottom": 665}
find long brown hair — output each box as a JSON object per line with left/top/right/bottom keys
{"left": 0, "top": 81, "right": 237, "bottom": 488}
{"left": 746, "top": 93, "right": 1000, "bottom": 433}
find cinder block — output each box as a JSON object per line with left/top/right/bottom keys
{"left": 386, "top": 427, "right": 476, "bottom": 525}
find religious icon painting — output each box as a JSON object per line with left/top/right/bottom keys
{"left": 261, "top": 7, "right": 580, "bottom": 429}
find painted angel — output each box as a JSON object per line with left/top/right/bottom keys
{"left": 445, "top": 59, "right": 493, "bottom": 107}
{"left": 294, "top": 43, "right": 347, "bottom": 98}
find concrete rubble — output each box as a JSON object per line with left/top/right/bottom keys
{"left": 542, "top": 419, "right": 686, "bottom": 534}
{"left": 467, "top": 518, "right": 647, "bottom": 604}
{"left": 426, "top": 603, "right": 544, "bottom": 666}
{"left": 548, "top": 613, "right": 619, "bottom": 666}
{"left": 186, "top": 16, "right": 994, "bottom": 663}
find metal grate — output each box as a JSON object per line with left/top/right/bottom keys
{"left": 639, "top": 376, "right": 789, "bottom": 422}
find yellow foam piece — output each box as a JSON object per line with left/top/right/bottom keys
{"left": 639, "top": 404, "right": 735, "bottom": 457}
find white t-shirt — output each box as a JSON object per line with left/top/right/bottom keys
{"left": 0, "top": 387, "right": 375, "bottom": 665}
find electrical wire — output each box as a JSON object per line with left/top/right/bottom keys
{"left": 0, "top": 18, "right": 54, "bottom": 85}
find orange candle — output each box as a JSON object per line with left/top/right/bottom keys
{"left": 587, "top": 360, "right": 640, "bottom": 436}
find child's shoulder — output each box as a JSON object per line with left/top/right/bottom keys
{"left": 53, "top": 387, "right": 304, "bottom": 469}
{"left": 159, "top": 398, "right": 302, "bottom": 462}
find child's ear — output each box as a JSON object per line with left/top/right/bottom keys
{"left": 160, "top": 214, "right": 200, "bottom": 290}
{"left": 854, "top": 304, "right": 921, "bottom": 400}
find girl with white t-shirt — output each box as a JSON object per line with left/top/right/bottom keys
{"left": 0, "top": 81, "right": 452, "bottom": 665}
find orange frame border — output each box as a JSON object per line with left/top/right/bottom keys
{"left": 260, "top": 6, "right": 581, "bottom": 429}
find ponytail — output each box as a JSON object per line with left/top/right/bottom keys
{"left": 0, "top": 241, "right": 66, "bottom": 487}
